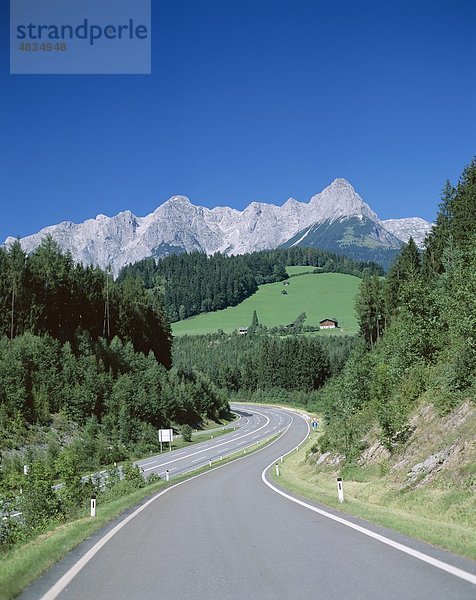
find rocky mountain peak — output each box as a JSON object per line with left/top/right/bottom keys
{"left": 3, "top": 180, "right": 433, "bottom": 274}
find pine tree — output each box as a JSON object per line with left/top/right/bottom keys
{"left": 249, "top": 310, "right": 259, "bottom": 334}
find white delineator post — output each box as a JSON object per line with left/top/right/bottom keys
{"left": 90, "top": 497, "right": 97, "bottom": 517}
{"left": 336, "top": 477, "right": 344, "bottom": 503}
{"left": 275, "top": 463, "right": 280, "bottom": 477}
{"left": 165, "top": 470, "right": 170, "bottom": 482}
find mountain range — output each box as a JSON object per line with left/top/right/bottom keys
{"left": 4, "top": 179, "right": 433, "bottom": 274}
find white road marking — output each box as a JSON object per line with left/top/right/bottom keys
{"left": 139, "top": 460, "right": 158, "bottom": 467}
{"left": 261, "top": 415, "right": 476, "bottom": 588}
{"left": 139, "top": 450, "right": 186, "bottom": 468}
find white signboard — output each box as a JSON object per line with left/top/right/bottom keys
{"left": 158, "top": 429, "right": 174, "bottom": 443}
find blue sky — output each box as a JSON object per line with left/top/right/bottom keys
{"left": 1, "top": 0, "right": 475, "bottom": 241}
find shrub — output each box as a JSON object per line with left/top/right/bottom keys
{"left": 181, "top": 424, "right": 192, "bottom": 442}
{"left": 19, "top": 461, "right": 61, "bottom": 531}
{"left": 122, "top": 462, "right": 145, "bottom": 488}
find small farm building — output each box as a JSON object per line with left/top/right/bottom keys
{"left": 319, "top": 318, "right": 338, "bottom": 329}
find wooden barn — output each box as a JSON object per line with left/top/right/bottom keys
{"left": 319, "top": 318, "right": 338, "bottom": 329}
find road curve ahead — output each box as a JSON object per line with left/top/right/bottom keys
{"left": 134, "top": 405, "right": 290, "bottom": 479}
{"left": 22, "top": 405, "right": 476, "bottom": 600}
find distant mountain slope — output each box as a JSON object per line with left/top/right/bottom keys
{"left": 3, "top": 179, "right": 432, "bottom": 273}
{"left": 280, "top": 216, "right": 402, "bottom": 270}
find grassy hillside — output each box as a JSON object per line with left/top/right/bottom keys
{"left": 172, "top": 270, "right": 360, "bottom": 336}
{"left": 286, "top": 266, "right": 316, "bottom": 276}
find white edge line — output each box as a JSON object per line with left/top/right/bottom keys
{"left": 261, "top": 412, "right": 476, "bottom": 587}
{"left": 40, "top": 409, "right": 293, "bottom": 600}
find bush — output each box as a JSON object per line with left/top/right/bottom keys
{"left": 0, "top": 495, "right": 26, "bottom": 552}
{"left": 19, "top": 461, "right": 61, "bottom": 531}
{"left": 55, "top": 448, "right": 83, "bottom": 515}
{"left": 181, "top": 424, "right": 192, "bottom": 442}
{"left": 122, "top": 462, "right": 145, "bottom": 488}
{"left": 146, "top": 472, "right": 161, "bottom": 484}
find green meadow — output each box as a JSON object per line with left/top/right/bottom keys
{"left": 172, "top": 270, "right": 360, "bottom": 336}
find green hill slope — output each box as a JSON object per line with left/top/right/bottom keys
{"left": 172, "top": 271, "right": 360, "bottom": 336}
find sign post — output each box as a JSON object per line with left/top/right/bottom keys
{"left": 336, "top": 477, "right": 344, "bottom": 503}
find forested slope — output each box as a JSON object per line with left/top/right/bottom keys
{"left": 0, "top": 239, "right": 228, "bottom": 458}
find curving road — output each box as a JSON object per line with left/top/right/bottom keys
{"left": 21, "top": 405, "right": 476, "bottom": 600}
{"left": 134, "top": 405, "right": 292, "bottom": 479}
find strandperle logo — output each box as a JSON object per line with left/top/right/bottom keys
{"left": 10, "top": 0, "right": 151, "bottom": 74}
{"left": 16, "top": 19, "right": 149, "bottom": 46}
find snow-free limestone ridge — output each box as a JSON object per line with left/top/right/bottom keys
{"left": 4, "top": 179, "right": 433, "bottom": 275}
{"left": 381, "top": 217, "right": 433, "bottom": 248}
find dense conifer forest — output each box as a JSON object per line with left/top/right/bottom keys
{"left": 173, "top": 333, "right": 356, "bottom": 396}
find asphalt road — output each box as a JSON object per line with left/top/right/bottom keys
{"left": 21, "top": 405, "right": 476, "bottom": 600}
{"left": 134, "top": 405, "right": 292, "bottom": 479}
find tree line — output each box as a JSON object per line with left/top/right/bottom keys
{"left": 173, "top": 332, "right": 356, "bottom": 394}
{"left": 118, "top": 246, "right": 383, "bottom": 322}
{"left": 0, "top": 237, "right": 172, "bottom": 367}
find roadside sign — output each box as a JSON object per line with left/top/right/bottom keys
{"left": 158, "top": 428, "right": 174, "bottom": 452}
{"left": 158, "top": 429, "right": 173, "bottom": 443}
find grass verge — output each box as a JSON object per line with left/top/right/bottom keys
{"left": 271, "top": 432, "right": 476, "bottom": 561}
{"left": 0, "top": 431, "right": 280, "bottom": 600}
